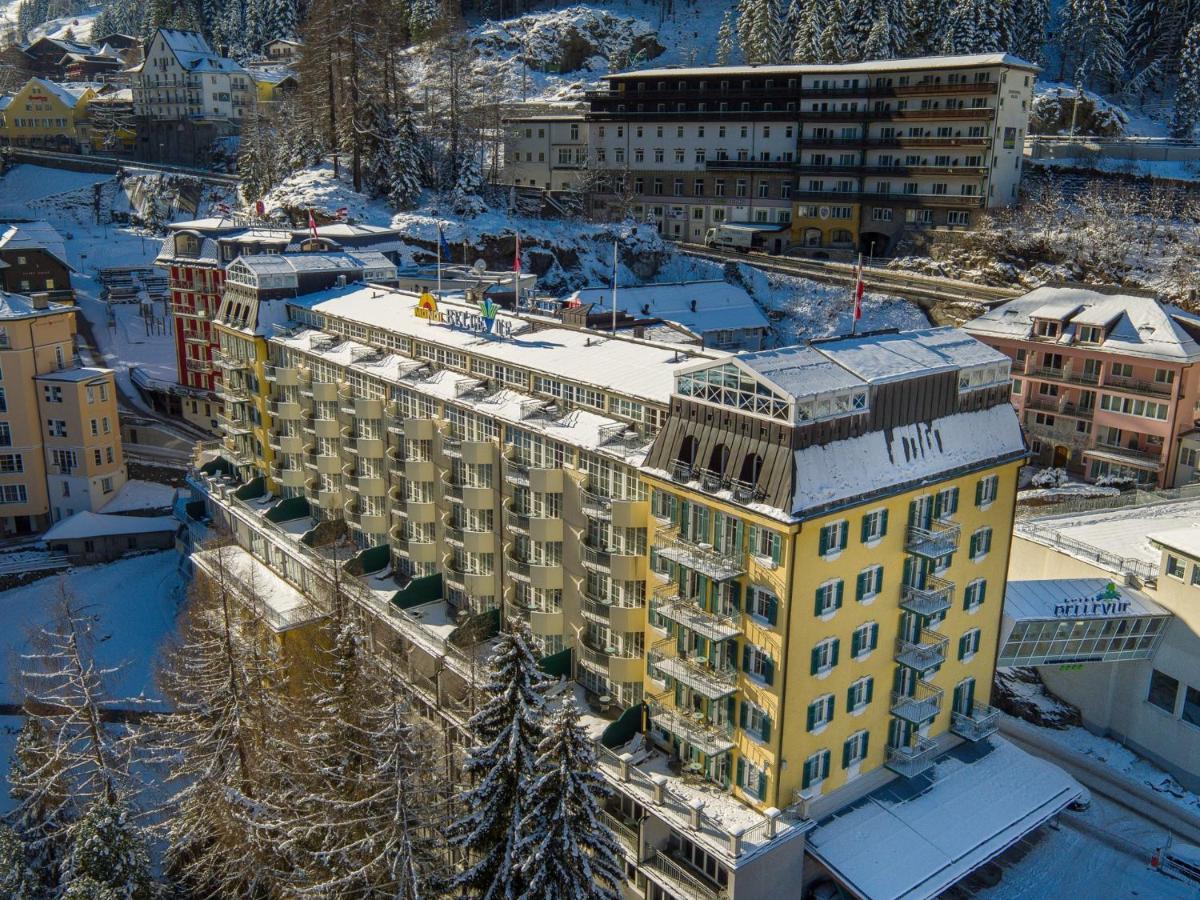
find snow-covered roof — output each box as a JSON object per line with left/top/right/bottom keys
{"left": 1003, "top": 578, "right": 1169, "bottom": 622}
{"left": 301, "top": 285, "right": 719, "bottom": 405}
{"left": 739, "top": 345, "right": 866, "bottom": 398}
{"left": 154, "top": 28, "right": 244, "bottom": 75}
{"left": 191, "top": 545, "right": 323, "bottom": 633}
{"left": 1148, "top": 525, "right": 1200, "bottom": 560}
{"left": 791, "top": 402, "right": 1026, "bottom": 515}
{"left": 0, "top": 97, "right": 11, "bottom": 112}
{"left": 963, "top": 285, "right": 1200, "bottom": 362}
{"left": 0, "top": 289, "right": 70, "bottom": 320}
{"left": 27, "top": 77, "right": 95, "bottom": 108}
{"left": 564, "top": 280, "right": 770, "bottom": 335}
{"left": 606, "top": 53, "right": 1039, "bottom": 81}
{"left": 234, "top": 251, "right": 394, "bottom": 276}
{"left": 43, "top": 512, "right": 177, "bottom": 541}
{"left": 35, "top": 366, "right": 112, "bottom": 384}
{"left": 0, "top": 220, "right": 73, "bottom": 269}
{"left": 807, "top": 737, "right": 1080, "bottom": 900}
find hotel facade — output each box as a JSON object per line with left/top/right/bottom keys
{"left": 503, "top": 53, "right": 1036, "bottom": 254}
{"left": 185, "top": 287, "right": 1085, "bottom": 898}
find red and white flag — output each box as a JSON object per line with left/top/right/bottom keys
{"left": 513, "top": 232, "right": 521, "bottom": 272}
{"left": 308, "top": 209, "right": 318, "bottom": 238}
{"left": 853, "top": 253, "right": 864, "bottom": 323}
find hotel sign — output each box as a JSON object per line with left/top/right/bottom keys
{"left": 1053, "top": 582, "right": 1130, "bottom": 618}
{"left": 442, "top": 308, "right": 513, "bottom": 339}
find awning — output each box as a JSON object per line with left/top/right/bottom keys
{"left": 806, "top": 737, "right": 1082, "bottom": 900}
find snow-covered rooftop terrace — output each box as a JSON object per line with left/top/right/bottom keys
{"left": 191, "top": 545, "right": 324, "bottom": 633}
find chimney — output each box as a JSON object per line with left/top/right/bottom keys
{"left": 31, "top": 292, "right": 50, "bottom": 310}
{"left": 335, "top": 274, "right": 347, "bottom": 288}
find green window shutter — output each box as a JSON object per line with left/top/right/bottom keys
{"left": 933, "top": 492, "right": 943, "bottom": 518}
{"left": 806, "top": 701, "right": 816, "bottom": 731}
{"left": 801, "top": 757, "right": 812, "bottom": 789}
{"left": 880, "top": 509, "right": 888, "bottom": 537}
{"left": 979, "top": 580, "right": 986, "bottom": 605}
{"left": 767, "top": 595, "right": 778, "bottom": 625}
{"left": 985, "top": 529, "right": 992, "bottom": 553}
{"left": 697, "top": 507, "right": 710, "bottom": 542}
{"left": 964, "top": 677, "right": 975, "bottom": 709}
{"left": 819, "top": 525, "right": 829, "bottom": 556}
{"left": 902, "top": 555, "right": 913, "bottom": 588}
{"left": 814, "top": 586, "right": 825, "bottom": 617}
{"left": 743, "top": 643, "right": 751, "bottom": 672}
{"left": 975, "top": 478, "right": 984, "bottom": 506}
{"left": 734, "top": 519, "right": 744, "bottom": 552}
{"left": 846, "top": 684, "right": 856, "bottom": 711}
{"left": 969, "top": 533, "right": 978, "bottom": 557}
{"left": 953, "top": 681, "right": 965, "bottom": 713}
{"left": 838, "top": 520, "right": 848, "bottom": 549}
{"left": 865, "top": 677, "right": 874, "bottom": 703}
{"left": 737, "top": 757, "right": 746, "bottom": 788}
{"left": 842, "top": 738, "right": 852, "bottom": 769}
{"left": 860, "top": 515, "right": 870, "bottom": 543}
{"left": 758, "top": 773, "right": 768, "bottom": 801}
{"left": 948, "top": 487, "right": 959, "bottom": 514}
{"left": 748, "top": 524, "right": 759, "bottom": 555}
{"left": 714, "top": 513, "right": 725, "bottom": 549}
{"left": 958, "top": 633, "right": 968, "bottom": 661}
{"left": 729, "top": 581, "right": 742, "bottom": 610}
{"left": 762, "top": 714, "right": 771, "bottom": 743}
{"left": 835, "top": 580, "right": 844, "bottom": 609}
{"left": 810, "top": 645, "right": 820, "bottom": 675}
{"left": 907, "top": 499, "right": 918, "bottom": 527}
{"left": 763, "top": 656, "right": 774, "bottom": 686}
{"left": 855, "top": 570, "right": 867, "bottom": 602}
{"left": 869, "top": 622, "right": 879, "bottom": 650}
{"left": 821, "top": 750, "right": 831, "bottom": 780}
{"left": 679, "top": 499, "right": 691, "bottom": 535}
{"left": 739, "top": 700, "right": 748, "bottom": 729}
{"left": 873, "top": 565, "right": 883, "bottom": 593}
{"left": 830, "top": 638, "right": 840, "bottom": 667}
{"left": 862, "top": 731, "right": 870, "bottom": 760}
{"left": 850, "top": 629, "right": 860, "bottom": 657}
{"left": 771, "top": 533, "right": 782, "bottom": 566}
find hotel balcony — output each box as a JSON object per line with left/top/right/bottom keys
{"left": 650, "top": 638, "right": 737, "bottom": 699}
{"left": 643, "top": 849, "right": 727, "bottom": 900}
{"left": 951, "top": 704, "right": 1001, "bottom": 742}
{"left": 581, "top": 594, "right": 646, "bottom": 632}
{"left": 1103, "top": 373, "right": 1174, "bottom": 398}
{"left": 895, "top": 629, "right": 949, "bottom": 672}
{"left": 653, "top": 536, "right": 745, "bottom": 582}
{"left": 899, "top": 575, "right": 954, "bottom": 617}
{"left": 185, "top": 358, "right": 214, "bottom": 374}
{"left": 884, "top": 735, "right": 940, "bottom": 779}
{"left": 1086, "top": 442, "right": 1164, "bottom": 470}
{"left": 646, "top": 696, "right": 735, "bottom": 756}
{"left": 577, "top": 639, "right": 644, "bottom": 685}
{"left": 904, "top": 518, "right": 960, "bottom": 559}
{"left": 600, "top": 810, "right": 641, "bottom": 858}
{"left": 890, "top": 682, "right": 944, "bottom": 725}
{"left": 580, "top": 489, "right": 613, "bottom": 520}
{"left": 651, "top": 582, "right": 741, "bottom": 642}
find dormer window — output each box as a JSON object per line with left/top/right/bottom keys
{"left": 1077, "top": 324, "right": 1104, "bottom": 344}
{"left": 1033, "top": 320, "right": 1059, "bottom": 338}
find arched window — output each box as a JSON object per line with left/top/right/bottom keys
{"left": 707, "top": 443, "right": 729, "bottom": 476}
{"left": 677, "top": 435, "right": 698, "bottom": 467}
{"left": 739, "top": 453, "right": 763, "bottom": 485}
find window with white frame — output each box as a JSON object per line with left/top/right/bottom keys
{"left": 969, "top": 527, "right": 993, "bottom": 560}
{"left": 861, "top": 508, "right": 888, "bottom": 542}
{"left": 855, "top": 564, "right": 883, "bottom": 602}
{"left": 744, "top": 643, "right": 775, "bottom": 684}
{"left": 850, "top": 621, "right": 879, "bottom": 658}
{"left": 801, "top": 749, "right": 830, "bottom": 790}
{"left": 842, "top": 730, "right": 869, "bottom": 768}
{"left": 819, "top": 519, "right": 848, "bottom": 556}
{"left": 964, "top": 578, "right": 987, "bottom": 611}
{"left": 814, "top": 579, "right": 844, "bottom": 616}
{"left": 0, "top": 484, "right": 27, "bottom": 504}
{"left": 807, "top": 694, "right": 835, "bottom": 732}
{"left": 747, "top": 586, "right": 778, "bottom": 624}
{"left": 976, "top": 474, "right": 999, "bottom": 507}
{"left": 811, "top": 637, "right": 839, "bottom": 675}
{"left": 741, "top": 699, "right": 772, "bottom": 740}
{"left": 847, "top": 675, "right": 873, "bottom": 712}
{"left": 958, "top": 628, "right": 982, "bottom": 661}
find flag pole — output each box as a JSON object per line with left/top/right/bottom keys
{"left": 436, "top": 224, "right": 443, "bottom": 300}
{"left": 513, "top": 232, "right": 520, "bottom": 312}
{"left": 611, "top": 241, "right": 618, "bottom": 336}
{"left": 851, "top": 251, "right": 863, "bottom": 337}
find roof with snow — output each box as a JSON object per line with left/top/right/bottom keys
{"left": 35, "top": 366, "right": 113, "bottom": 384}
{"left": 1148, "top": 525, "right": 1200, "bottom": 560}
{"left": 0, "top": 289, "right": 71, "bottom": 320}
{"left": 155, "top": 28, "right": 244, "bottom": 74}
{"left": 43, "top": 512, "right": 177, "bottom": 541}
{"left": 791, "top": 402, "right": 1026, "bottom": 515}
{"left": 1003, "top": 578, "right": 1169, "bottom": 622}
{"left": 99, "top": 480, "right": 178, "bottom": 514}
{"left": 0, "top": 221, "right": 73, "bottom": 270}
{"left": 25, "top": 77, "right": 96, "bottom": 109}
{"left": 564, "top": 280, "right": 770, "bottom": 336}
{"left": 232, "top": 251, "right": 395, "bottom": 277}
{"left": 807, "top": 737, "right": 1081, "bottom": 900}
{"left": 298, "top": 285, "right": 720, "bottom": 405}
{"left": 191, "top": 545, "right": 325, "bottom": 633}
{"left": 963, "top": 285, "right": 1200, "bottom": 363}
{"left": 606, "top": 53, "right": 1039, "bottom": 80}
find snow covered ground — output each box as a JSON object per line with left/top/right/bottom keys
{"left": 99, "top": 480, "right": 179, "bottom": 514}
{"left": 1018, "top": 499, "right": 1200, "bottom": 570}
{"left": 0, "top": 551, "right": 186, "bottom": 707}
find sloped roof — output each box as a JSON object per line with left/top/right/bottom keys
{"left": 0, "top": 290, "right": 70, "bottom": 319}
{"left": 607, "top": 53, "right": 1038, "bottom": 80}
{"left": 0, "top": 221, "right": 73, "bottom": 270}
{"left": 154, "top": 28, "right": 244, "bottom": 75}
{"left": 44, "top": 512, "right": 177, "bottom": 541}
{"left": 565, "top": 280, "right": 770, "bottom": 335}
{"left": 963, "top": 285, "right": 1200, "bottom": 362}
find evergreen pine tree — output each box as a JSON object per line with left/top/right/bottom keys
{"left": 1062, "top": 0, "right": 1130, "bottom": 86}
{"left": 736, "top": 0, "right": 757, "bottom": 61}
{"left": 449, "top": 146, "right": 486, "bottom": 216}
{"left": 1011, "top": 0, "right": 1050, "bottom": 62}
{"left": 1172, "top": 23, "right": 1200, "bottom": 136}
{"left": 388, "top": 106, "right": 425, "bottom": 209}
{"left": 818, "top": 0, "right": 848, "bottom": 62}
{"left": 791, "top": 0, "right": 824, "bottom": 61}
{"left": 517, "top": 702, "right": 625, "bottom": 900}
{"left": 0, "top": 824, "right": 40, "bottom": 900}
{"left": 446, "top": 620, "right": 550, "bottom": 900}
{"left": 716, "top": 10, "right": 736, "bottom": 64}
{"left": 944, "top": 0, "right": 1011, "bottom": 54}
{"left": 60, "top": 876, "right": 121, "bottom": 900}
{"left": 61, "top": 797, "right": 152, "bottom": 900}
{"left": 7, "top": 715, "right": 72, "bottom": 874}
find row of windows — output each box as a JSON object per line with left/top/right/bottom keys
{"left": 811, "top": 625, "right": 982, "bottom": 678}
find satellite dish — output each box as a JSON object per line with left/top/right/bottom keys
{"left": 472, "top": 259, "right": 487, "bottom": 274}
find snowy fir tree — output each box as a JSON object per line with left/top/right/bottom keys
{"left": 0, "top": 824, "right": 40, "bottom": 900}
{"left": 1010, "top": 0, "right": 1050, "bottom": 62}
{"left": 818, "top": 0, "right": 849, "bottom": 62}
{"left": 388, "top": 106, "right": 426, "bottom": 210}
{"left": 1172, "top": 23, "right": 1200, "bottom": 136}
{"left": 943, "top": 0, "right": 1011, "bottom": 54}
{"left": 1062, "top": 0, "right": 1130, "bottom": 86}
{"left": 716, "top": 10, "right": 736, "bottom": 64}
{"left": 450, "top": 147, "right": 487, "bottom": 217}
{"left": 7, "top": 715, "right": 72, "bottom": 875}
{"left": 791, "top": 0, "right": 823, "bottom": 61}
{"left": 517, "top": 702, "right": 625, "bottom": 900}
{"left": 446, "top": 620, "right": 550, "bottom": 899}
{"left": 60, "top": 797, "right": 152, "bottom": 900}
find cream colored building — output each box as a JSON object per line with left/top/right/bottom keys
{"left": 0, "top": 290, "right": 126, "bottom": 533}
{"left": 1009, "top": 498, "right": 1200, "bottom": 790}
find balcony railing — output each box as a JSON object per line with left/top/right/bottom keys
{"left": 904, "top": 518, "right": 960, "bottom": 559}
{"left": 653, "top": 537, "right": 745, "bottom": 582}
{"left": 649, "top": 639, "right": 737, "bottom": 699}
{"left": 580, "top": 489, "right": 613, "bottom": 519}
{"left": 884, "top": 735, "right": 940, "bottom": 778}
{"left": 899, "top": 575, "right": 954, "bottom": 617}
{"left": 890, "top": 682, "right": 944, "bottom": 725}
{"left": 600, "top": 810, "right": 640, "bottom": 857}
{"left": 950, "top": 704, "right": 1001, "bottom": 741}
{"left": 646, "top": 697, "right": 735, "bottom": 756}
{"left": 895, "top": 629, "right": 949, "bottom": 671}
{"left": 1088, "top": 442, "right": 1164, "bottom": 468}
{"left": 652, "top": 583, "right": 741, "bottom": 642}
{"left": 643, "top": 849, "right": 727, "bottom": 900}
{"left": 1103, "top": 373, "right": 1174, "bottom": 397}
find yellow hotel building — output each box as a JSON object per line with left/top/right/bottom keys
{"left": 187, "top": 287, "right": 1085, "bottom": 899}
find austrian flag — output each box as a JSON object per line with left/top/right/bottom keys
{"left": 513, "top": 233, "right": 521, "bottom": 272}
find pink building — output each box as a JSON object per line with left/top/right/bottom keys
{"left": 963, "top": 285, "right": 1200, "bottom": 488}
